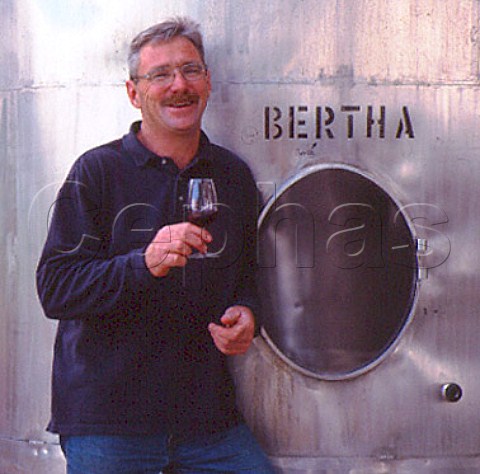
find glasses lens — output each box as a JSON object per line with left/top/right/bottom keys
{"left": 150, "top": 71, "right": 171, "bottom": 83}
{"left": 182, "top": 63, "right": 205, "bottom": 81}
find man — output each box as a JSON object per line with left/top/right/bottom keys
{"left": 37, "top": 17, "right": 274, "bottom": 473}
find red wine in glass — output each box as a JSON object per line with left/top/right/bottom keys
{"left": 187, "top": 208, "right": 218, "bottom": 227}
{"left": 186, "top": 178, "right": 219, "bottom": 258}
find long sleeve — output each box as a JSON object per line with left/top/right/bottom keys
{"left": 36, "top": 156, "right": 155, "bottom": 321}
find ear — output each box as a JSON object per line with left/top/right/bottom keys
{"left": 206, "top": 70, "right": 212, "bottom": 99}
{"left": 126, "top": 80, "right": 141, "bottom": 109}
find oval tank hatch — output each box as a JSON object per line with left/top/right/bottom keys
{"left": 258, "top": 164, "right": 419, "bottom": 380}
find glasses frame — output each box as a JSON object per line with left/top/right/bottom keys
{"left": 132, "top": 62, "right": 208, "bottom": 86}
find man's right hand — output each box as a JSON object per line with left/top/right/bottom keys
{"left": 144, "top": 222, "right": 212, "bottom": 277}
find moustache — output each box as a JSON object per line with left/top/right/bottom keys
{"left": 162, "top": 94, "right": 200, "bottom": 107}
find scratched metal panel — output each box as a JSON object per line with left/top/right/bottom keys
{"left": 212, "top": 0, "right": 480, "bottom": 471}
{"left": 221, "top": 0, "right": 480, "bottom": 471}
{"left": 2, "top": 0, "right": 480, "bottom": 472}
{"left": 0, "top": 0, "right": 137, "bottom": 471}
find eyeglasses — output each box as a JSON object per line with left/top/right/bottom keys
{"left": 132, "top": 62, "right": 207, "bottom": 86}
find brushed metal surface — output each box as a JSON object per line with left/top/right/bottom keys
{"left": 2, "top": 0, "right": 480, "bottom": 472}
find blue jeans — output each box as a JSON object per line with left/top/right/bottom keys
{"left": 60, "top": 424, "right": 275, "bottom": 473}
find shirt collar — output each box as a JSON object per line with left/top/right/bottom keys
{"left": 122, "top": 121, "right": 213, "bottom": 170}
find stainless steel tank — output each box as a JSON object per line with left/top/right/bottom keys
{"left": 2, "top": 0, "right": 480, "bottom": 472}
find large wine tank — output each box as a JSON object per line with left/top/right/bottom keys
{"left": 2, "top": 1, "right": 480, "bottom": 472}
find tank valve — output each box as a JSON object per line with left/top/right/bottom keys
{"left": 416, "top": 239, "right": 429, "bottom": 280}
{"left": 441, "top": 383, "right": 463, "bottom": 402}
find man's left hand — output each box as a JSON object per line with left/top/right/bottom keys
{"left": 208, "top": 306, "right": 255, "bottom": 355}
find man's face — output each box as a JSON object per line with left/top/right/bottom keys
{"left": 127, "top": 36, "right": 211, "bottom": 137}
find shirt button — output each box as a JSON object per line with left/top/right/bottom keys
{"left": 161, "top": 159, "right": 167, "bottom": 165}
{"left": 178, "top": 196, "right": 184, "bottom": 202}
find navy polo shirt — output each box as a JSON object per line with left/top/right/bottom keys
{"left": 36, "top": 122, "right": 259, "bottom": 437}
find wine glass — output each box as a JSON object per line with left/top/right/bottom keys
{"left": 186, "top": 178, "right": 219, "bottom": 258}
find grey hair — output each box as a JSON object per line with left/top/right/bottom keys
{"left": 127, "top": 17, "right": 206, "bottom": 79}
